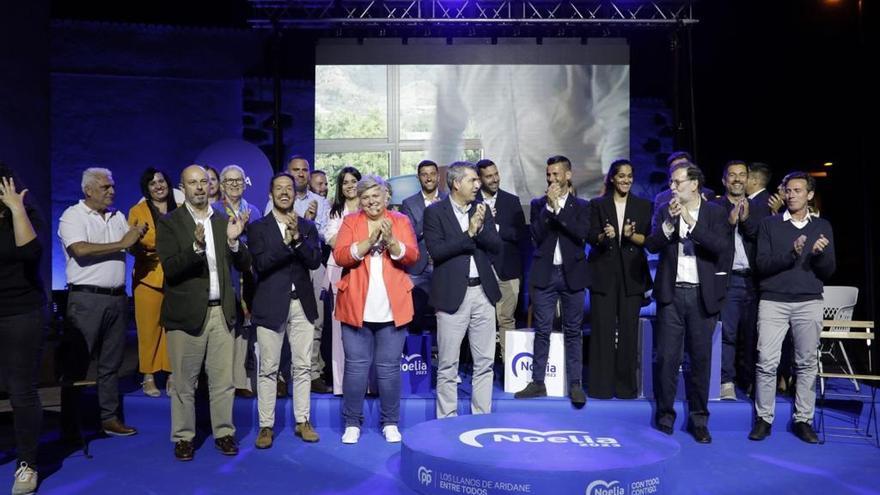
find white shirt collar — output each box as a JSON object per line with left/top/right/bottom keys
{"left": 747, "top": 188, "right": 766, "bottom": 200}
{"left": 185, "top": 201, "right": 214, "bottom": 221}
{"left": 783, "top": 209, "right": 814, "bottom": 223}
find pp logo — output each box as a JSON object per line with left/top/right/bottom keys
{"left": 418, "top": 466, "right": 433, "bottom": 486}
{"left": 511, "top": 352, "right": 557, "bottom": 378}
{"left": 401, "top": 353, "right": 429, "bottom": 375}
{"left": 586, "top": 480, "right": 625, "bottom": 495}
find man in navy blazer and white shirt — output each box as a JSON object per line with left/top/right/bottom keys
{"left": 401, "top": 160, "right": 448, "bottom": 334}
{"left": 424, "top": 162, "right": 502, "bottom": 418}
{"left": 514, "top": 155, "right": 590, "bottom": 408}
{"left": 476, "top": 159, "right": 526, "bottom": 358}
{"left": 646, "top": 162, "right": 731, "bottom": 444}
{"left": 248, "top": 172, "right": 323, "bottom": 448}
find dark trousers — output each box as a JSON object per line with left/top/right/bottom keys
{"left": 409, "top": 272, "right": 434, "bottom": 334}
{"left": 654, "top": 286, "right": 717, "bottom": 429}
{"left": 720, "top": 273, "right": 757, "bottom": 386}
{"left": 531, "top": 267, "right": 584, "bottom": 384}
{"left": 64, "top": 291, "right": 128, "bottom": 422}
{"left": 0, "top": 308, "right": 45, "bottom": 466}
{"left": 588, "top": 271, "right": 642, "bottom": 399}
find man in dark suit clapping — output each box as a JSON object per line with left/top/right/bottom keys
{"left": 157, "top": 165, "right": 252, "bottom": 461}
{"left": 514, "top": 155, "right": 590, "bottom": 408}
{"left": 645, "top": 162, "right": 731, "bottom": 444}
{"left": 248, "top": 173, "right": 323, "bottom": 448}
{"left": 424, "top": 162, "right": 502, "bottom": 418}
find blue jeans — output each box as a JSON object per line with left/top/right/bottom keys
{"left": 342, "top": 322, "right": 407, "bottom": 428}
{"left": 719, "top": 274, "right": 757, "bottom": 385}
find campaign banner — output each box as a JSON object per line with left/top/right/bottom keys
{"left": 401, "top": 333, "right": 433, "bottom": 397}
{"left": 503, "top": 329, "right": 569, "bottom": 397}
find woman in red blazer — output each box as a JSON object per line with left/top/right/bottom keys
{"left": 333, "top": 175, "right": 418, "bottom": 445}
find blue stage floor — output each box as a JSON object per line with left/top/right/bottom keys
{"left": 4, "top": 379, "right": 879, "bottom": 495}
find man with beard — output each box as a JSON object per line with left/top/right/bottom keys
{"left": 425, "top": 162, "right": 501, "bottom": 418}
{"left": 265, "top": 156, "right": 332, "bottom": 394}
{"left": 713, "top": 161, "right": 767, "bottom": 399}
{"left": 249, "top": 173, "right": 322, "bottom": 447}
{"left": 402, "top": 160, "right": 448, "bottom": 334}
{"left": 475, "top": 159, "right": 526, "bottom": 359}
{"left": 157, "top": 165, "right": 251, "bottom": 461}
{"left": 646, "top": 162, "right": 730, "bottom": 443}
{"left": 514, "top": 155, "right": 590, "bottom": 408}
{"left": 310, "top": 170, "right": 329, "bottom": 198}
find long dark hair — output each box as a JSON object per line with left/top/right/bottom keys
{"left": 139, "top": 167, "right": 177, "bottom": 223}
{"left": 603, "top": 158, "right": 634, "bottom": 197}
{"left": 330, "top": 166, "right": 362, "bottom": 218}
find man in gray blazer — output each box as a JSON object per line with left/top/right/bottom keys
{"left": 157, "top": 165, "right": 252, "bottom": 461}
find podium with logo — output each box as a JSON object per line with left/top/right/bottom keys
{"left": 503, "top": 329, "right": 569, "bottom": 397}
{"left": 401, "top": 333, "right": 433, "bottom": 397}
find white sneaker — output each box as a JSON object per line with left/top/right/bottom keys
{"left": 720, "top": 382, "right": 737, "bottom": 401}
{"left": 341, "top": 426, "right": 360, "bottom": 444}
{"left": 382, "top": 425, "right": 402, "bottom": 443}
{"left": 12, "top": 463, "right": 37, "bottom": 495}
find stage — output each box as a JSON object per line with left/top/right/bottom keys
{"left": 5, "top": 378, "right": 878, "bottom": 495}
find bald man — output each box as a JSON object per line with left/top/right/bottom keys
{"left": 157, "top": 165, "right": 252, "bottom": 461}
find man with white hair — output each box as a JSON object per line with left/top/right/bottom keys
{"left": 215, "top": 164, "right": 262, "bottom": 398}
{"left": 58, "top": 167, "right": 147, "bottom": 438}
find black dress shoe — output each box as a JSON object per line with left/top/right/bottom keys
{"left": 234, "top": 388, "right": 255, "bottom": 399}
{"left": 175, "top": 440, "right": 194, "bottom": 461}
{"left": 569, "top": 384, "right": 587, "bottom": 408}
{"left": 793, "top": 421, "right": 819, "bottom": 444}
{"left": 311, "top": 377, "right": 333, "bottom": 394}
{"left": 748, "top": 418, "right": 772, "bottom": 441}
{"left": 654, "top": 424, "right": 674, "bottom": 435}
{"left": 277, "top": 378, "right": 289, "bottom": 398}
{"left": 514, "top": 382, "right": 547, "bottom": 399}
{"left": 688, "top": 425, "right": 712, "bottom": 444}
{"left": 214, "top": 435, "right": 239, "bottom": 456}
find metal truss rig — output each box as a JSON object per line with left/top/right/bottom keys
{"left": 248, "top": 1, "right": 698, "bottom": 34}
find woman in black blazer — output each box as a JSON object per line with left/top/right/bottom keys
{"left": 586, "top": 159, "right": 653, "bottom": 399}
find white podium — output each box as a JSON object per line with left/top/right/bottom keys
{"left": 504, "top": 328, "right": 569, "bottom": 397}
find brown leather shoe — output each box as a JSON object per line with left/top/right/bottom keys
{"left": 174, "top": 440, "right": 194, "bottom": 461}
{"left": 101, "top": 418, "right": 137, "bottom": 437}
{"left": 277, "top": 377, "right": 289, "bottom": 398}
{"left": 214, "top": 435, "right": 239, "bottom": 456}
{"left": 235, "top": 388, "right": 255, "bottom": 399}
{"left": 255, "top": 427, "right": 273, "bottom": 449}
{"left": 295, "top": 421, "right": 320, "bottom": 443}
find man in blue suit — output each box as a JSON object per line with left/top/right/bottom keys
{"left": 248, "top": 173, "right": 323, "bottom": 449}
{"left": 514, "top": 155, "right": 590, "bottom": 408}
{"left": 401, "top": 160, "right": 447, "bottom": 334}
{"left": 476, "top": 159, "right": 526, "bottom": 359}
{"left": 424, "top": 162, "right": 502, "bottom": 418}
{"left": 646, "top": 162, "right": 732, "bottom": 444}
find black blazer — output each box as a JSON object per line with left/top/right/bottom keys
{"left": 401, "top": 190, "right": 448, "bottom": 276}
{"left": 645, "top": 200, "right": 732, "bottom": 315}
{"left": 248, "top": 214, "right": 322, "bottom": 329}
{"left": 587, "top": 194, "right": 653, "bottom": 296}
{"left": 528, "top": 195, "right": 591, "bottom": 291}
{"left": 157, "top": 205, "right": 252, "bottom": 334}
{"left": 477, "top": 189, "right": 526, "bottom": 281}
{"left": 423, "top": 197, "right": 502, "bottom": 313}
{"left": 712, "top": 195, "right": 771, "bottom": 272}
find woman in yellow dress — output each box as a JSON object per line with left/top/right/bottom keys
{"left": 128, "top": 168, "right": 178, "bottom": 396}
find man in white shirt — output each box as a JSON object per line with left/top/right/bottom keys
{"left": 58, "top": 167, "right": 146, "bottom": 438}
{"left": 265, "top": 156, "right": 333, "bottom": 394}
{"left": 645, "top": 162, "right": 731, "bottom": 444}
{"left": 424, "top": 162, "right": 501, "bottom": 418}
{"left": 157, "top": 165, "right": 251, "bottom": 461}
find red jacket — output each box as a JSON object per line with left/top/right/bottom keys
{"left": 333, "top": 210, "right": 419, "bottom": 328}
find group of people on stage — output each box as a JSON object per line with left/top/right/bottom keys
{"left": 0, "top": 149, "right": 835, "bottom": 493}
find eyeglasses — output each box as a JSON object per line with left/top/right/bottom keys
{"left": 669, "top": 178, "right": 694, "bottom": 188}
{"left": 223, "top": 178, "right": 244, "bottom": 185}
